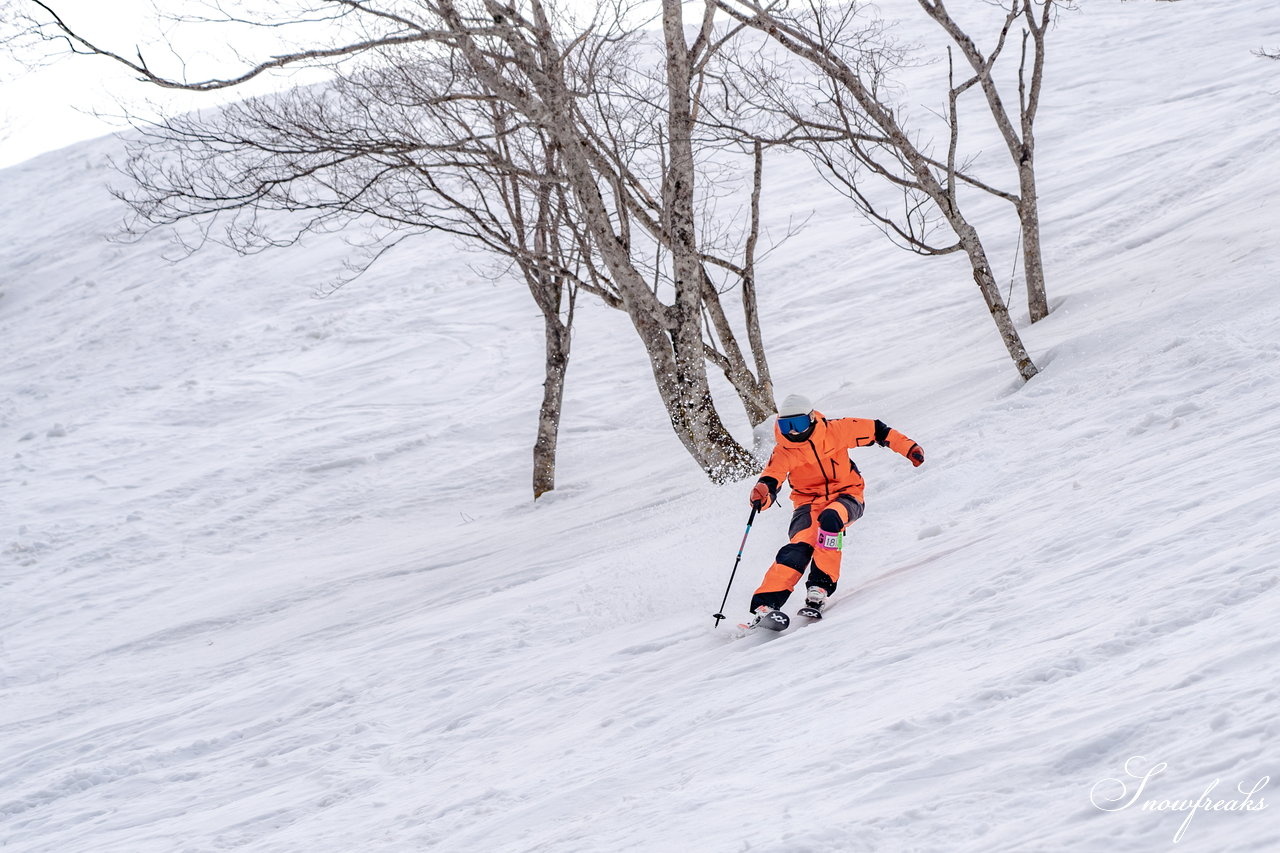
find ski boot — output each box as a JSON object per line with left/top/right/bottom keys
{"left": 797, "top": 587, "right": 828, "bottom": 620}
{"left": 743, "top": 605, "right": 790, "bottom": 632}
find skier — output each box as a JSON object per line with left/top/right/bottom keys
{"left": 746, "top": 394, "right": 924, "bottom": 624}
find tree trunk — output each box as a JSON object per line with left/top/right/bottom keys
{"left": 549, "top": 130, "right": 757, "bottom": 479}
{"left": 651, "top": 0, "right": 757, "bottom": 479}
{"left": 458, "top": 0, "right": 759, "bottom": 480}
{"left": 702, "top": 277, "right": 773, "bottom": 425}
{"left": 556, "top": 151, "right": 756, "bottom": 477}
{"left": 1018, "top": 150, "right": 1050, "bottom": 323}
{"left": 629, "top": 296, "right": 758, "bottom": 481}
{"left": 955, "top": 222, "right": 1039, "bottom": 381}
{"left": 533, "top": 310, "right": 571, "bottom": 499}
{"left": 742, "top": 141, "right": 775, "bottom": 415}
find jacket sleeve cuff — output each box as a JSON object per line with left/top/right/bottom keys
{"left": 888, "top": 432, "right": 917, "bottom": 457}
{"left": 758, "top": 476, "right": 780, "bottom": 500}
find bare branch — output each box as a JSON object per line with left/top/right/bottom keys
{"left": 24, "top": 0, "right": 443, "bottom": 90}
{"left": 715, "top": 0, "right": 1040, "bottom": 378}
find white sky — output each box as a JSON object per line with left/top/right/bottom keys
{"left": 1, "top": 56, "right": 151, "bottom": 167}
{"left": 0, "top": 0, "right": 344, "bottom": 168}
{"left": 0, "top": 0, "right": 664, "bottom": 169}
{"left": 4, "top": 2, "right": 168, "bottom": 166}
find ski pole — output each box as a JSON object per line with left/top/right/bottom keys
{"left": 713, "top": 504, "right": 759, "bottom": 627}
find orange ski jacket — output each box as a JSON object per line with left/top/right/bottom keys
{"left": 758, "top": 411, "right": 919, "bottom": 506}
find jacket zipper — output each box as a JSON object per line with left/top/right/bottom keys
{"left": 807, "top": 439, "right": 831, "bottom": 501}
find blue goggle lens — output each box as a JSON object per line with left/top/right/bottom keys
{"left": 778, "top": 414, "right": 812, "bottom": 434}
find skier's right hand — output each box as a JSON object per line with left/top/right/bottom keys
{"left": 750, "top": 481, "right": 773, "bottom": 511}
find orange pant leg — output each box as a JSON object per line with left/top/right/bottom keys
{"left": 809, "top": 494, "right": 864, "bottom": 586}
{"left": 749, "top": 496, "right": 863, "bottom": 612}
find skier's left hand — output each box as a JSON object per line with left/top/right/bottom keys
{"left": 750, "top": 481, "right": 774, "bottom": 511}
{"left": 908, "top": 444, "right": 925, "bottom": 467}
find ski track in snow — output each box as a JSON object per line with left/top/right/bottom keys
{"left": 3, "top": 3, "right": 1280, "bottom": 852}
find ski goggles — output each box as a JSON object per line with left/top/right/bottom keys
{"left": 777, "top": 413, "right": 813, "bottom": 434}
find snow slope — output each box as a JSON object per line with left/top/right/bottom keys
{"left": 3, "top": 3, "right": 1279, "bottom": 851}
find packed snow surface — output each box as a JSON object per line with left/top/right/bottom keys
{"left": 2, "top": 3, "right": 1279, "bottom": 851}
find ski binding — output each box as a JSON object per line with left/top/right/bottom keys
{"left": 739, "top": 609, "right": 790, "bottom": 631}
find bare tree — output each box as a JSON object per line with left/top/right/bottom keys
{"left": 20, "top": 0, "right": 777, "bottom": 483}
{"left": 917, "top": 0, "right": 1062, "bottom": 324}
{"left": 559, "top": 0, "right": 777, "bottom": 427}
{"left": 713, "top": 0, "right": 1041, "bottom": 380}
{"left": 457, "top": 0, "right": 771, "bottom": 477}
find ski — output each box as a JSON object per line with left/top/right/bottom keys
{"left": 738, "top": 609, "right": 790, "bottom": 632}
